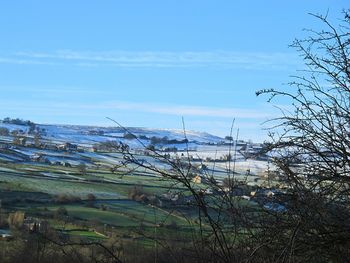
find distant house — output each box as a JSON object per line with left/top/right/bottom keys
{"left": 205, "top": 188, "right": 213, "bottom": 194}
{"left": 13, "top": 137, "right": 27, "bottom": 146}
{"left": 250, "top": 191, "right": 257, "bottom": 197}
{"left": 57, "top": 143, "right": 66, "bottom": 151}
{"left": 250, "top": 188, "right": 286, "bottom": 206}
{"left": 30, "top": 154, "right": 41, "bottom": 162}
{"left": 192, "top": 174, "right": 215, "bottom": 185}
{"left": 57, "top": 142, "right": 78, "bottom": 151}
{"left": 161, "top": 192, "right": 179, "bottom": 202}
{"left": 30, "top": 154, "right": 50, "bottom": 164}
{"left": 193, "top": 175, "right": 202, "bottom": 184}
{"left": 23, "top": 217, "right": 49, "bottom": 233}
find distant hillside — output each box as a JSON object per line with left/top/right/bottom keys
{"left": 0, "top": 121, "right": 224, "bottom": 147}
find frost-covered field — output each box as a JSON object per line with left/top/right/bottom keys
{"left": 0, "top": 123, "right": 223, "bottom": 146}
{"left": 0, "top": 122, "right": 270, "bottom": 178}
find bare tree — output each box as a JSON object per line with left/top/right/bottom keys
{"left": 255, "top": 10, "right": 350, "bottom": 262}
{"left": 112, "top": 10, "right": 350, "bottom": 262}
{"left": 106, "top": 116, "right": 264, "bottom": 263}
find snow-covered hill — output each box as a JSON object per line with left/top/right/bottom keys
{"left": 0, "top": 122, "right": 224, "bottom": 147}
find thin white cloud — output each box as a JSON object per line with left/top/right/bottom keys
{"left": 0, "top": 50, "right": 301, "bottom": 70}
{"left": 0, "top": 99, "right": 272, "bottom": 119}
{"left": 0, "top": 57, "right": 60, "bottom": 66}
{"left": 0, "top": 85, "right": 113, "bottom": 96}
{"left": 103, "top": 101, "right": 272, "bottom": 119}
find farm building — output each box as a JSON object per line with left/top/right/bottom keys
{"left": 57, "top": 142, "right": 78, "bottom": 151}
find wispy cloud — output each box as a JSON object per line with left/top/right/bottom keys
{"left": 0, "top": 57, "right": 61, "bottom": 66}
{"left": 0, "top": 50, "right": 301, "bottom": 70}
{"left": 0, "top": 99, "right": 272, "bottom": 119}
{"left": 102, "top": 101, "right": 272, "bottom": 119}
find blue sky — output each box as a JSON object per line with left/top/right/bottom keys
{"left": 0, "top": 1, "right": 346, "bottom": 141}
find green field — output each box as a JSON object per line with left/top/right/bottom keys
{"left": 0, "top": 156, "right": 196, "bottom": 245}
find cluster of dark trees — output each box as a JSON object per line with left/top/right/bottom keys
{"left": 0, "top": 118, "right": 47, "bottom": 138}
{"left": 92, "top": 141, "right": 129, "bottom": 152}
{"left": 148, "top": 136, "right": 188, "bottom": 146}
{"left": 2, "top": 117, "right": 35, "bottom": 127}
{"left": 53, "top": 194, "right": 82, "bottom": 204}
{"left": 123, "top": 133, "right": 138, "bottom": 140}
{"left": 2, "top": 117, "right": 37, "bottom": 134}
{"left": 128, "top": 133, "right": 188, "bottom": 145}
